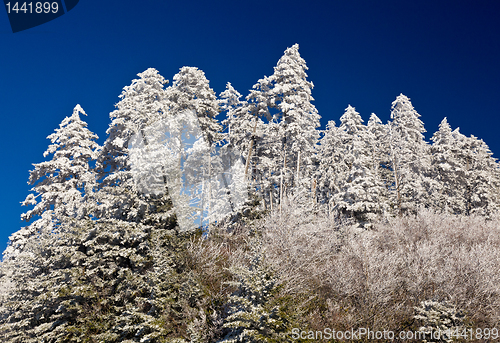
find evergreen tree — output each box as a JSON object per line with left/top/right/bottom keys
{"left": 96, "top": 68, "right": 169, "bottom": 223}
{"left": 246, "top": 44, "right": 320, "bottom": 209}
{"left": 244, "top": 76, "right": 276, "bottom": 210}
{"left": 414, "top": 300, "right": 464, "bottom": 343}
{"left": 4, "top": 105, "right": 99, "bottom": 259}
{"left": 332, "top": 105, "right": 366, "bottom": 209}
{"left": 430, "top": 118, "right": 500, "bottom": 215}
{"left": 387, "top": 94, "right": 432, "bottom": 214}
{"left": 451, "top": 129, "right": 500, "bottom": 215}
{"left": 0, "top": 217, "right": 203, "bottom": 342}
{"left": 333, "top": 106, "right": 386, "bottom": 224}
{"left": 219, "top": 82, "right": 259, "bottom": 216}
{"left": 218, "top": 248, "right": 288, "bottom": 343}
{"left": 316, "top": 120, "right": 341, "bottom": 208}
{"left": 430, "top": 118, "right": 460, "bottom": 212}
{"left": 267, "top": 43, "right": 320, "bottom": 196}
{"left": 219, "top": 82, "right": 246, "bottom": 149}
{"left": 367, "top": 113, "right": 391, "bottom": 212}
{"left": 166, "top": 66, "right": 222, "bottom": 146}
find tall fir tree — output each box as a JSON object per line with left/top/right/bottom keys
{"left": 430, "top": 118, "right": 500, "bottom": 215}
{"left": 333, "top": 106, "right": 386, "bottom": 224}
{"left": 96, "top": 68, "right": 169, "bottom": 223}
{"left": 430, "top": 117, "right": 460, "bottom": 212}
{"left": 387, "top": 94, "right": 432, "bottom": 215}
{"left": 332, "top": 105, "right": 366, "bottom": 207}
{"left": 219, "top": 82, "right": 260, "bottom": 213}
{"left": 4, "top": 105, "right": 99, "bottom": 259}
{"left": 316, "top": 120, "right": 341, "bottom": 208}
{"left": 367, "top": 113, "right": 392, "bottom": 207}
{"left": 166, "top": 66, "right": 222, "bottom": 146}
{"left": 267, "top": 43, "right": 320, "bottom": 197}
{"left": 451, "top": 129, "right": 500, "bottom": 215}
{"left": 219, "top": 82, "right": 246, "bottom": 149}
{"left": 246, "top": 44, "right": 320, "bottom": 209}
{"left": 244, "top": 76, "right": 276, "bottom": 210}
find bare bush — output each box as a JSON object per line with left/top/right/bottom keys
{"left": 257, "top": 200, "right": 500, "bottom": 334}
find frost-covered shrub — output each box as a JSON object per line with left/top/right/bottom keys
{"left": 260, "top": 197, "right": 346, "bottom": 296}
{"left": 258, "top": 200, "right": 500, "bottom": 333}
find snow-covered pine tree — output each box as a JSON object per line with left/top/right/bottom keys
{"left": 316, "top": 120, "right": 341, "bottom": 208}
{"left": 450, "top": 129, "right": 500, "bottom": 215}
{"left": 430, "top": 118, "right": 460, "bottom": 212}
{"left": 331, "top": 105, "right": 365, "bottom": 209}
{"left": 166, "top": 66, "right": 222, "bottom": 146}
{"left": 96, "top": 68, "right": 170, "bottom": 223}
{"left": 244, "top": 76, "right": 277, "bottom": 210}
{"left": 165, "top": 67, "right": 238, "bottom": 229}
{"left": 219, "top": 82, "right": 245, "bottom": 148}
{"left": 0, "top": 217, "right": 204, "bottom": 342}
{"left": 387, "top": 94, "right": 433, "bottom": 215}
{"left": 414, "top": 300, "right": 464, "bottom": 343}
{"left": 219, "top": 82, "right": 262, "bottom": 216}
{"left": 267, "top": 43, "right": 320, "bottom": 199}
{"left": 430, "top": 118, "right": 500, "bottom": 215}
{"left": 245, "top": 44, "right": 320, "bottom": 210}
{"left": 333, "top": 106, "right": 386, "bottom": 224}
{"left": 4, "top": 105, "right": 99, "bottom": 259}
{"left": 218, "top": 247, "right": 288, "bottom": 343}
{"left": 367, "top": 113, "right": 391, "bottom": 212}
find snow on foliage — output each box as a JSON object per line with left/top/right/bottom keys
{"left": 387, "top": 94, "right": 433, "bottom": 214}
{"left": 4, "top": 105, "right": 99, "bottom": 259}
{"left": 2, "top": 43, "right": 500, "bottom": 342}
{"left": 431, "top": 118, "right": 500, "bottom": 215}
{"left": 333, "top": 105, "right": 386, "bottom": 224}
{"left": 96, "top": 68, "right": 169, "bottom": 222}
{"left": 166, "top": 66, "right": 222, "bottom": 146}
{"left": 217, "top": 245, "right": 289, "bottom": 342}
{"left": 414, "top": 299, "right": 464, "bottom": 343}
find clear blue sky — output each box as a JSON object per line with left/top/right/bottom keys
{"left": 1, "top": 0, "right": 499, "bottom": 253}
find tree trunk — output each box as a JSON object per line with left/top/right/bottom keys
{"left": 280, "top": 152, "right": 286, "bottom": 214}
{"left": 388, "top": 126, "right": 402, "bottom": 215}
{"left": 312, "top": 178, "right": 317, "bottom": 204}
{"left": 296, "top": 150, "right": 300, "bottom": 188}
{"left": 270, "top": 188, "right": 273, "bottom": 211}
{"left": 208, "top": 152, "right": 212, "bottom": 229}
{"left": 244, "top": 118, "right": 258, "bottom": 180}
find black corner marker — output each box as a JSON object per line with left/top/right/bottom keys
{"left": 4, "top": 0, "right": 79, "bottom": 33}
{"left": 63, "top": 0, "right": 78, "bottom": 12}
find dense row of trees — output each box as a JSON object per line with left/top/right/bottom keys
{"left": 1, "top": 44, "right": 500, "bottom": 342}
{"left": 220, "top": 44, "right": 500, "bottom": 222}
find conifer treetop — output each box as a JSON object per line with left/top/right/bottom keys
{"left": 390, "top": 93, "right": 426, "bottom": 143}
{"left": 339, "top": 105, "right": 365, "bottom": 135}
{"left": 167, "top": 66, "right": 221, "bottom": 145}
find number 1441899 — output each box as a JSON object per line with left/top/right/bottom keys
{"left": 5, "top": 2, "right": 59, "bottom": 14}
